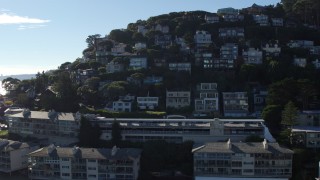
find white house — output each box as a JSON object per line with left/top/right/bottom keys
{"left": 129, "top": 57, "right": 147, "bottom": 70}
{"left": 294, "top": 57, "right": 307, "bottom": 67}
{"left": 134, "top": 42, "right": 147, "bottom": 50}
{"left": 113, "top": 100, "right": 132, "bottom": 112}
{"left": 137, "top": 96, "right": 159, "bottom": 110}
{"left": 243, "top": 48, "right": 263, "bottom": 64}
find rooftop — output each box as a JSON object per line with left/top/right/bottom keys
{"left": 193, "top": 141, "right": 293, "bottom": 154}
{"left": 29, "top": 145, "right": 142, "bottom": 160}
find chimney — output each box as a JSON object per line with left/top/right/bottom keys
{"left": 111, "top": 146, "right": 118, "bottom": 156}
{"left": 263, "top": 139, "right": 268, "bottom": 150}
{"left": 227, "top": 139, "right": 231, "bottom": 150}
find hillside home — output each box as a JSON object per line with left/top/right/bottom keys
{"left": 166, "top": 90, "right": 191, "bottom": 109}
{"left": 143, "top": 76, "right": 163, "bottom": 85}
{"left": 168, "top": 62, "right": 192, "bottom": 73}
{"left": 194, "top": 83, "right": 219, "bottom": 114}
{"left": 95, "top": 38, "right": 113, "bottom": 64}
{"left": 6, "top": 110, "right": 81, "bottom": 146}
{"left": 194, "top": 31, "right": 212, "bottom": 47}
{"left": 129, "top": 57, "right": 147, "bottom": 70}
{"left": 223, "top": 14, "right": 244, "bottom": 22}
{"left": 106, "top": 61, "right": 125, "bottom": 74}
{"left": 137, "top": 96, "right": 159, "bottom": 110}
{"left": 293, "top": 57, "right": 307, "bottom": 67}
{"left": 312, "top": 59, "right": 320, "bottom": 69}
{"left": 0, "top": 139, "right": 39, "bottom": 173}
{"left": 243, "top": 48, "right": 263, "bottom": 64}
{"left": 310, "top": 46, "right": 320, "bottom": 55}
{"left": 193, "top": 140, "right": 293, "bottom": 180}
{"left": 223, "top": 92, "right": 249, "bottom": 117}
{"left": 205, "top": 13, "right": 220, "bottom": 23}
{"left": 195, "top": 53, "right": 213, "bottom": 68}
{"left": 292, "top": 126, "right": 320, "bottom": 148}
{"left": 137, "top": 25, "right": 148, "bottom": 36}
{"left": 155, "top": 35, "right": 172, "bottom": 48}
{"left": 271, "top": 18, "right": 284, "bottom": 26}
{"left": 154, "top": 24, "right": 169, "bottom": 34}
{"left": 242, "top": 3, "right": 266, "bottom": 15}
{"left": 112, "top": 100, "right": 132, "bottom": 112}
{"left": 153, "top": 58, "right": 167, "bottom": 68}
{"left": 214, "top": 43, "right": 238, "bottom": 69}
{"left": 219, "top": 28, "right": 244, "bottom": 38}
{"left": 175, "top": 37, "right": 189, "bottom": 52}
{"left": 262, "top": 43, "right": 281, "bottom": 57}
{"left": 253, "top": 14, "right": 269, "bottom": 26}
{"left": 287, "top": 40, "right": 314, "bottom": 48}
{"left": 28, "top": 145, "right": 142, "bottom": 180}
{"left": 253, "top": 88, "right": 268, "bottom": 117}
{"left": 217, "top": 7, "right": 239, "bottom": 15}
{"left": 134, "top": 42, "right": 147, "bottom": 50}
{"left": 111, "top": 43, "right": 126, "bottom": 55}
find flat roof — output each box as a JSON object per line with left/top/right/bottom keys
{"left": 6, "top": 111, "right": 76, "bottom": 121}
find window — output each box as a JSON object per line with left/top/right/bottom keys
{"left": 61, "top": 158, "right": 69, "bottom": 161}
{"left": 88, "top": 167, "right": 96, "bottom": 170}
{"left": 62, "top": 173, "right": 70, "bottom": 176}
{"left": 88, "top": 159, "right": 96, "bottom": 162}
{"left": 62, "top": 166, "right": 69, "bottom": 169}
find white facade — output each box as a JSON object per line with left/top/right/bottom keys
{"left": 195, "top": 83, "right": 219, "bottom": 113}
{"left": 129, "top": 57, "right": 147, "bottom": 70}
{"left": 262, "top": 43, "right": 281, "bottom": 56}
{"left": 137, "top": 97, "right": 159, "bottom": 110}
{"left": 155, "top": 24, "right": 169, "bottom": 34}
{"left": 28, "top": 145, "right": 142, "bottom": 180}
{"left": 6, "top": 110, "right": 81, "bottom": 146}
{"left": 113, "top": 100, "right": 132, "bottom": 112}
{"left": 134, "top": 42, "right": 147, "bottom": 50}
{"left": 111, "top": 43, "right": 126, "bottom": 54}
{"left": 271, "top": 18, "right": 284, "bottom": 26}
{"left": 193, "top": 140, "right": 293, "bottom": 180}
{"left": 253, "top": 14, "right": 269, "bottom": 26}
{"left": 137, "top": 25, "right": 148, "bottom": 36}
{"left": 205, "top": 14, "right": 219, "bottom": 23}
{"left": 312, "top": 59, "right": 320, "bottom": 69}
{"left": 106, "top": 61, "right": 125, "bottom": 73}
{"left": 0, "top": 139, "right": 39, "bottom": 173}
{"left": 243, "top": 48, "right": 263, "bottom": 64}
{"left": 168, "top": 62, "right": 191, "bottom": 73}
{"left": 293, "top": 57, "right": 307, "bottom": 67}
{"left": 223, "top": 92, "right": 249, "bottom": 117}
{"left": 194, "top": 31, "right": 212, "bottom": 45}
{"left": 166, "top": 90, "right": 191, "bottom": 109}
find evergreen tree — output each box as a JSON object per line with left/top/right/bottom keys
{"left": 281, "top": 101, "right": 298, "bottom": 128}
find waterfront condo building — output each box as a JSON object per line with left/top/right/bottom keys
{"left": 193, "top": 139, "right": 293, "bottom": 180}
{"left": 28, "top": 145, "right": 142, "bottom": 180}
{"left": 88, "top": 117, "right": 268, "bottom": 144}
{"left": 0, "top": 139, "right": 39, "bottom": 173}
{"left": 6, "top": 109, "right": 81, "bottom": 146}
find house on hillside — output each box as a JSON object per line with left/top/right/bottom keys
{"left": 194, "top": 83, "right": 219, "bottom": 115}
{"left": 129, "top": 56, "right": 147, "bottom": 70}
{"left": 243, "top": 48, "right": 263, "bottom": 64}
{"left": 219, "top": 28, "right": 244, "bottom": 38}
{"left": 166, "top": 90, "right": 191, "bottom": 109}
{"left": 223, "top": 92, "right": 249, "bottom": 117}
{"left": 205, "top": 13, "right": 220, "bottom": 23}
{"left": 253, "top": 14, "right": 269, "bottom": 26}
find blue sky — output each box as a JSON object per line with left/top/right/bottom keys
{"left": 0, "top": 0, "right": 280, "bottom": 75}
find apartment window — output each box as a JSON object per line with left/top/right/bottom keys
{"left": 62, "top": 173, "right": 70, "bottom": 177}
{"left": 62, "top": 166, "right": 69, "bottom": 169}
{"left": 88, "top": 174, "right": 97, "bottom": 178}
{"left": 88, "top": 167, "right": 96, "bottom": 170}
{"left": 61, "top": 158, "right": 69, "bottom": 161}
{"left": 88, "top": 159, "right": 96, "bottom": 162}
